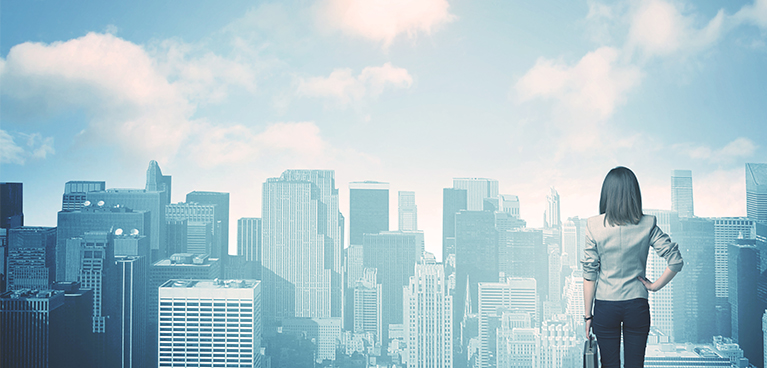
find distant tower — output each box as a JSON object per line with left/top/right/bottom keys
{"left": 165, "top": 202, "right": 217, "bottom": 255}
{"left": 452, "top": 178, "right": 499, "bottom": 211}
{"left": 0, "top": 182, "right": 23, "bottom": 229}
{"left": 398, "top": 191, "right": 417, "bottom": 231}
{"left": 158, "top": 279, "right": 261, "bottom": 368}
{"left": 544, "top": 187, "right": 561, "bottom": 229}
{"left": 6, "top": 227, "right": 56, "bottom": 291}
{"left": 712, "top": 218, "right": 756, "bottom": 299}
{"left": 185, "top": 191, "right": 229, "bottom": 259}
{"left": 109, "top": 255, "right": 148, "bottom": 368}
{"left": 644, "top": 209, "right": 680, "bottom": 340}
{"left": 261, "top": 170, "right": 343, "bottom": 323}
{"left": 477, "top": 277, "right": 536, "bottom": 368}
{"left": 237, "top": 217, "right": 261, "bottom": 262}
{"left": 349, "top": 181, "right": 389, "bottom": 246}
{"left": 746, "top": 163, "right": 767, "bottom": 224}
{"left": 353, "top": 268, "right": 382, "bottom": 343}
{"left": 499, "top": 195, "right": 520, "bottom": 218}
{"left": 729, "top": 238, "right": 762, "bottom": 365}
{"left": 404, "top": 254, "right": 452, "bottom": 368}
{"left": 671, "top": 170, "right": 694, "bottom": 218}
{"left": 442, "top": 188, "right": 467, "bottom": 262}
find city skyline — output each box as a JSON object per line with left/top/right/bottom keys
{"left": 2, "top": 0, "right": 766, "bottom": 256}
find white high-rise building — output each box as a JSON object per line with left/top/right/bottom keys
{"left": 538, "top": 315, "right": 579, "bottom": 368}
{"left": 499, "top": 195, "right": 520, "bottom": 218}
{"left": 398, "top": 191, "right": 418, "bottom": 231}
{"left": 544, "top": 187, "right": 561, "bottom": 229}
{"left": 746, "top": 163, "right": 767, "bottom": 224}
{"left": 671, "top": 170, "right": 695, "bottom": 218}
{"left": 452, "top": 178, "right": 499, "bottom": 211}
{"left": 353, "top": 268, "right": 382, "bottom": 342}
{"left": 261, "top": 170, "right": 343, "bottom": 322}
{"left": 562, "top": 219, "right": 577, "bottom": 269}
{"left": 712, "top": 217, "right": 756, "bottom": 298}
{"left": 477, "top": 277, "right": 536, "bottom": 368}
{"left": 496, "top": 311, "right": 537, "bottom": 368}
{"left": 404, "top": 254, "right": 453, "bottom": 368}
{"left": 157, "top": 279, "right": 262, "bottom": 368}
{"left": 548, "top": 247, "right": 561, "bottom": 303}
{"left": 563, "top": 271, "right": 584, "bottom": 321}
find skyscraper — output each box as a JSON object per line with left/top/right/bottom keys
{"left": 671, "top": 170, "right": 694, "bottom": 218}
{"left": 349, "top": 181, "right": 389, "bottom": 246}
{"left": 158, "top": 279, "right": 262, "bottom": 368}
{"left": 497, "top": 228, "right": 547, "bottom": 309}
{"left": 499, "top": 195, "right": 520, "bottom": 218}
{"left": 108, "top": 255, "right": 147, "bottom": 368}
{"left": 747, "top": 163, "right": 767, "bottom": 224}
{"left": 712, "top": 217, "right": 756, "bottom": 299}
{"left": 237, "top": 217, "right": 261, "bottom": 262}
{"left": 728, "top": 238, "right": 762, "bottom": 365}
{"left": 0, "top": 288, "right": 94, "bottom": 368}
{"left": 353, "top": 268, "right": 382, "bottom": 342}
{"left": 442, "top": 188, "right": 467, "bottom": 262}
{"left": 62, "top": 181, "right": 105, "bottom": 211}
{"left": 0, "top": 182, "right": 23, "bottom": 229}
{"left": 404, "top": 254, "right": 452, "bottom": 368}
{"left": 186, "top": 191, "right": 229, "bottom": 259}
{"left": 644, "top": 210, "right": 680, "bottom": 340}
{"left": 56, "top": 203, "right": 150, "bottom": 282}
{"left": 477, "top": 277, "right": 536, "bottom": 368}
{"left": 544, "top": 187, "right": 561, "bottom": 229}
{"left": 452, "top": 178, "right": 499, "bottom": 211}
{"left": 398, "top": 191, "right": 417, "bottom": 231}
{"left": 165, "top": 202, "right": 217, "bottom": 255}
{"left": 6, "top": 226, "right": 56, "bottom": 291}
{"left": 454, "top": 210, "right": 498, "bottom": 329}
{"left": 672, "top": 217, "right": 716, "bottom": 343}
{"left": 86, "top": 160, "right": 171, "bottom": 262}
{"left": 363, "top": 231, "right": 420, "bottom": 344}
{"left": 262, "top": 170, "right": 343, "bottom": 323}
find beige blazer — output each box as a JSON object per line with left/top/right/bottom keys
{"left": 581, "top": 214, "right": 684, "bottom": 301}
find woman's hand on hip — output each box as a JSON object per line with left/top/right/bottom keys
{"left": 638, "top": 276, "right": 657, "bottom": 292}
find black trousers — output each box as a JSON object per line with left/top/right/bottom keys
{"left": 592, "top": 298, "right": 650, "bottom": 368}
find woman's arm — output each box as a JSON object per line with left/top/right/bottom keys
{"left": 583, "top": 278, "right": 596, "bottom": 336}
{"left": 639, "top": 267, "right": 677, "bottom": 292}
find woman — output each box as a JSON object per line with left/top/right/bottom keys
{"left": 582, "top": 166, "right": 684, "bottom": 368}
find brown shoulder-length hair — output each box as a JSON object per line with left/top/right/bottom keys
{"left": 599, "top": 166, "right": 643, "bottom": 226}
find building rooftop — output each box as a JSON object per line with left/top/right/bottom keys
{"left": 1, "top": 289, "right": 64, "bottom": 300}
{"left": 645, "top": 343, "right": 727, "bottom": 360}
{"left": 160, "top": 279, "right": 258, "bottom": 289}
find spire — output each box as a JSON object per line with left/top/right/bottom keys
{"left": 146, "top": 160, "right": 163, "bottom": 191}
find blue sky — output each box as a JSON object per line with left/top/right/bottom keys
{"left": 2, "top": 0, "right": 766, "bottom": 256}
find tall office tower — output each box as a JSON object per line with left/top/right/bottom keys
{"left": 403, "top": 255, "right": 453, "bottom": 368}
{"left": 237, "top": 217, "right": 261, "bottom": 262}
{"left": 499, "top": 195, "right": 520, "bottom": 218}
{"left": 452, "top": 178, "right": 498, "bottom": 211}
{"left": 563, "top": 271, "right": 585, "bottom": 320}
{"left": 349, "top": 181, "right": 389, "bottom": 246}
{"left": 0, "top": 182, "right": 23, "bottom": 229}
{"left": 747, "top": 163, "right": 767, "bottom": 224}
{"left": 548, "top": 247, "right": 561, "bottom": 303}
{"left": 57, "top": 203, "right": 150, "bottom": 281}
{"left": 73, "top": 231, "right": 113, "bottom": 361}
{"left": 728, "top": 238, "right": 762, "bottom": 365}
{"left": 672, "top": 217, "right": 716, "bottom": 343}
{"left": 443, "top": 188, "right": 468, "bottom": 262}
{"left": 496, "top": 311, "right": 537, "bottom": 368}
{"left": 0, "top": 288, "right": 95, "bottom": 368}
{"left": 345, "top": 244, "right": 365, "bottom": 329}
{"left": 108, "top": 255, "right": 147, "bottom": 368}
{"left": 51, "top": 281, "right": 96, "bottom": 367}
{"left": 671, "top": 170, "right": 695, "bottom": 218}
{"left": 543, "top": 187, "right": 561, "bottom": 229}
{"left": 454, "top": 211, "right": 498, "bottom": 332}
{"left": 6, "top": 226, "right": 56, "bottom": 291}
{"left": 165, "top": 202, "right": 217, "bottom": 255}
{"left": 712, "top": 217, "right": 756, "bottom": 299}
{"left": 498, "top": 228, "right": 547, "bottom": 310}
{"left": 562, "top": 219, "right": 578, "bottom": 270}
{"left": 354, "top": 268, "right": 382, "bottom": 342}
{"left": 62, "top": 181, "right": 105, "bottom": 211}
{"left": 158, "top": 279, "right": 262, "bottom": 368}
{"left": 363, "top": 231, "right": 420, "bottom": 344}
{"left": 643, "top": 210, "right": 680, "bottom": 340}
{"left": 186, "top": 191, "right": 229, "bottom": 258}
{"left": 477, "top": 277, "right": 536, "bottom": 368}
{"left": 86, "top": 160, "right": 171, "bottom": 263}
{"left": 398, "top": 191, "right": 417, "bottom": 231}
{"left": 539, "top": 315, "right": 580, "bottom": 368}
{"left": 262, "top": 170, "right": 343, "bottom": 323}
{"left": 148, "top": 253, "right": 221, "bottom": 366}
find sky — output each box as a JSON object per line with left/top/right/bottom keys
{"left": 1, "top": 0, "right": 766, "bottom": 258}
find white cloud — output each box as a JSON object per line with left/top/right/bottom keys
{"left": 298, "top": 62, "right": 413, "bottom": 107}
{"left": 0, "top": 32, "right": 259, "bottom": 163}
{"left": 673, "top": 137, "right": 757, "bottom": 162}
{"left": 317, "top": 0, "right": 456, "bottom": 48}
{"left": 733, "top": 0, "right": 767, "bottom": 29}
{"left": 0, "top": 129, "right": 55, "bottom": 165}
{"left": 515, "top": 47, "right": 641, "bottom": 120}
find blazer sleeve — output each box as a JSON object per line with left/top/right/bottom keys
{"left": 649, "top": 219, "right": 684, "bottom": 273}
{"left": 581, "top": 222, "right": 600, "bottom": 281}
